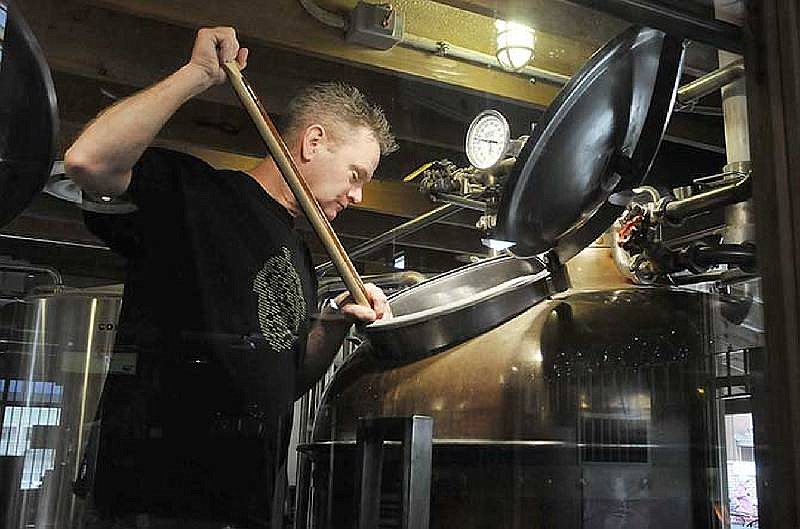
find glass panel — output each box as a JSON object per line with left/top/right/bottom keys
{"left": 1, "top": 1, "right": 783, "bottom": 528}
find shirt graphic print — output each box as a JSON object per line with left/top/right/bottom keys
{"left": 252, "top": 247, "right": 308, "bottom": 354}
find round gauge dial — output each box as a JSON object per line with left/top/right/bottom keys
{"left": 465, "top": 110, "right": 511, "bottom": 169}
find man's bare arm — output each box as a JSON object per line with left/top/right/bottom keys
{"left": 64, "top": 27, "right": 248, "bottom": 197}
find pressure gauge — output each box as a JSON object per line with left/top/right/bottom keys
{"left": 465, "top": 110, "right": 511, "bottom": 170}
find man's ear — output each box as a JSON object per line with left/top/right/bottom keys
{"left": 300, "top": 124, "right": 326, "bottom": 162}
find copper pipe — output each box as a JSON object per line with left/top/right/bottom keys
{"left": 223, "top": 61, "right": 369, "bottom": 306}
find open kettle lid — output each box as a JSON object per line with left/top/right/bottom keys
{"left": 495, "top": 26, "right": 685, "bottom": 263}
{"left": 0, "top": 3, "right": 59, "bottom": 228}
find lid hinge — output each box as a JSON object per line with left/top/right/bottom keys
{"left": 544, "top": 250, "right": 571, "bottom": 293}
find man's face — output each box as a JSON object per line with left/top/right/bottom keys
{"left": 302, "top": 126, "right": 381, "bottom": 221}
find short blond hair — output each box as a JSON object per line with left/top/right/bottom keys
{"left": 283, "top": 82, "right": 398, "bottom": 156}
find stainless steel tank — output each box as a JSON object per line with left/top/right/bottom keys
{"left": 295, "top": 26, "right": 741, "bottom": 529}
{"left": 0, "top": 286, "right": 122, "bottom": 529}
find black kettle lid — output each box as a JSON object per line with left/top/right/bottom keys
{"left": 495, "top": 26, "right": 685, "bottom": 262}
{"left": 0, "top": 3, "right": 59, "bottom": 227}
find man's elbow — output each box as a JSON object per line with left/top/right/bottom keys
{"left": 64, "top": 146, "right": 129, "bottom": 197}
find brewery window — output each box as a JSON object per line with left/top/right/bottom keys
{"left": 713, "top": 342, "right": 760, "bottom": 528}
{"left": 5, "top": 379, "right": 63, "bottom": 404}
{"left": 725, "top": 413, "right": 759, "bottom": 528}
{"left": 0, "top": 405, "right": 61, "bottom": 489}
{"left": 0, "top": 379, "right": 64, "bottom": 489}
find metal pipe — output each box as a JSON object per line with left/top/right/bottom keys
{"left": 718, "top": 54, "right": 755, "bottom": 247}
{"left": 664, "top": 176, "right": 750, "bottom": 223}
{"left": 298, "top": 0, "right": 747, "bottom": 95}
{"left": 316, "top": 203, "right": 461, "bottom": 276}
{"left": 559, "top": 0, "right": 743, "bottom": 53}
{"left": 435, "top": 194, "right": 487, "bottom": 212}
{"left": 677, "top": 58, "right": 745, "bottom": 104}
{"left": 295, "top": 0, "right": 570, "bottom": 86}
{"left": 400, "top": 34, "right": 570, "bottom": 86}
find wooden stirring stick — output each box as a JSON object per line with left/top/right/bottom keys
{"left": 222, "top": 61, "right": 370, "bottom": 307}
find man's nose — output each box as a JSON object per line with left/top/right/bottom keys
{"left": 347, "top": 186, "right": 363, "bottom": 204}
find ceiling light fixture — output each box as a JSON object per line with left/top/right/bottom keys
{"left": 495, "top": 20, "right": 535, "bottom": 71}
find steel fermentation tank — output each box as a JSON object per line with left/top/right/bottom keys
{"left": 0, "top": 286, "right": 122, "bottom": 529}
{"left": 297, "top": 27, "right": 749, "bottom": 529}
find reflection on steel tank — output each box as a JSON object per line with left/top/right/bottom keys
{"left": 0, "top": 286, "right": 122, "bottom": 529}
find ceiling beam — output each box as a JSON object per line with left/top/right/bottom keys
{"left": 422, "top": 0, "right": 627, "bottom": 46}
{"left": 59, "top": 127, "right": 477, "bottom": 229}
{"left": 67, "top": 0, "right": 563, "bottom": 107}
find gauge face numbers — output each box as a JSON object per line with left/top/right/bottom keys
{"left": 466, "top": 110, "right": 511, "bottom": 170}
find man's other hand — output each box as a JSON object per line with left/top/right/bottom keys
{"left": 334, "top": 283, "right": 392, "bottom": 323}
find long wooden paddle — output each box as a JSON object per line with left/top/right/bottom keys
{"left": 222, "top": 61, "right": 369, "bottom": 307}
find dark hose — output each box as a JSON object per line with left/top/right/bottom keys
{"left": 691, "top": 243, "right": 757, "bottom": 273}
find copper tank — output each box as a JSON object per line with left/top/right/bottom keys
{"left": 299, "top": 242, "right": 759, "bottom": 529}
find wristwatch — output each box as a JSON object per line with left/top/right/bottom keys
{"left": 321, "top": 297, "right": 342, "bottom": 316}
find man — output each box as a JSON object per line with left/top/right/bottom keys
{"left": 65, "top": 27, "right": 394, "bottom": 528}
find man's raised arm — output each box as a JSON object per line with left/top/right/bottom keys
{"left": 65, "top": 27, "right": 248, "bottom": 197}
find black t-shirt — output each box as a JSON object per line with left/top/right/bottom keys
{"left": 84, "top": 148, "right": 317, "bottom": 525}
